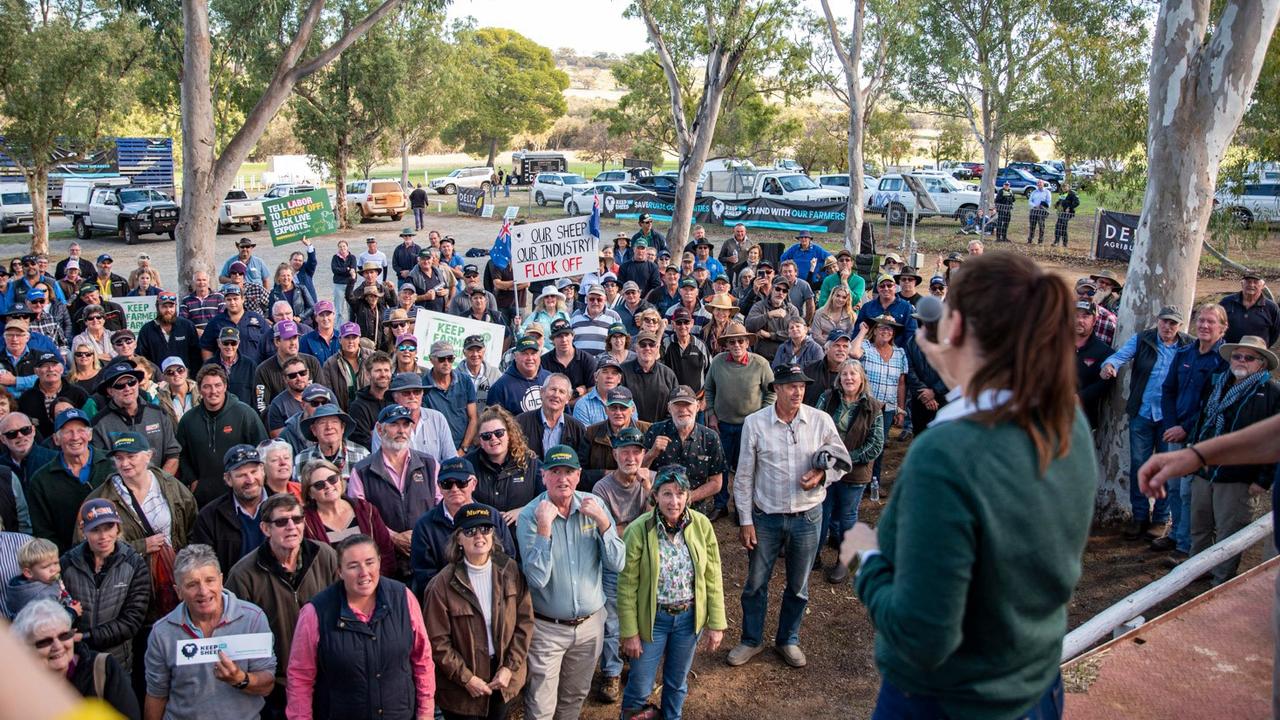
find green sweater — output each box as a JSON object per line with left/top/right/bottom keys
{"left": 855, "top": 410, "right": 1096, "bottom": 720}
{"left": 616, "top": 509, "right": 727, "bottom": 642}
{"left": 817, "top": 271, "right": 867, "bottom": 308}
{"left": 703, "top": 353, "right": 775, "bottom": 424}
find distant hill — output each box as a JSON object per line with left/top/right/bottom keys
{"left": 554, "top": 50, "right": 622, "bottom": 94}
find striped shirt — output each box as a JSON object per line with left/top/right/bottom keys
{"left": 570, "top": 308, "right": 622, "bottom": 356}
{"left": 0, "top": 531, "right": 33, "bottom": 618}
{"left": 180, "top": 291, "right": 225, "bottom": 330}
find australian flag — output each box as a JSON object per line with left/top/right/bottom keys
{"left": 490, "top": 219, "right": 512, "bottom": 270}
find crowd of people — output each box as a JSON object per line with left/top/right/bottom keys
{"left": 0, "top": 216, "right": 1276, "bottom": 720}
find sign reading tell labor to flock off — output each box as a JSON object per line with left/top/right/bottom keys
{"left": 116, "top": 296, "right": 156, "bottom": 334}
{"left": 510, "top": 215, "right": 598, "bottom": 283}
{"left": 262, "top": 189, "right": 338, "bottom": 246}
{"left": 412, "top": 308, "right": 504, "bottom": 369}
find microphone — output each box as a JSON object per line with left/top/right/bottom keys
{"left": 914, "top": 294, "right": 944, "bottom": 343}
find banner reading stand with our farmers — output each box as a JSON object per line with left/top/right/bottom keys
{"left": 262, "top": 189, "right": 338, "bottom": 246}
{"left": 412, "top": 309, "right": 504, "bottom": 370}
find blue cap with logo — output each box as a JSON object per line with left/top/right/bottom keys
{"left": 54, "top": 408, "right": 92, "bottom": 431}
{"left": 439, "top": 457, "right": 475, "bottom": 484}
{"left": 223, "top": 444, "right": 262, "bottom": 472}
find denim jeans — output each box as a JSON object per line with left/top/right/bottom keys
{"left": 871, "top": 673, "right": 1063, "bottom": 720}
{"left": 1166, "top": 442, "right": 1192, "bottom": 553}
{"left": 333, "top": 283, "right": 348, "bottom": 325}
{"left": 821, "top": 482, "right": 867, "bottom": 548}
{"left": 872, "top": 409, "right": 895, "bottom": 482}
{"left": 620, "top": 608, "right": 700, "bottom": 719}
{"left": 600, "top": 567, "right": 622, "bottom": 678}
{"left": 413, "top": 206, "right": 425, "bottom": 230}
{"left": 740, "top": 504, "right": 821, "bottom": 647}
{"left": 714, "top": 421, "right": 743, "bottom": 511}
{"left": 1128, "top": 416, "right": 1169, "bottom": 523}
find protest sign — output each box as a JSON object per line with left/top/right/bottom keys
{"left": 412, "top": 308, "right": 504, "bottom": 369}
{"left": 1094, "top": 209, "right": 1139, "bottom": 262}
{"left": 117, "top": 296, "right": 156, "bottom": 334}
{"left": 457, "top": 187, "right": 485, "bottom": 216}
{"left": 175, "top": 633, "right": 273, "bottom": 666}
{"left": 262, "top": 189, "right": 338, "bottom": 246}
{"left": 509, "top": 215, "right": 598, "bottom": 283}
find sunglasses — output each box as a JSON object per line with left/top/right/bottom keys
{"left": 307, "top": 398, "right": 328, "bottom": 407}
{"left": 438, "top": 478, "right": 471, "bottom": 490}
{"left": 1231, "top": 353, "right": 1264, "bottom": 363}
{"left": 112, "top": 337, "right": 135, "bottom": 346}
{"left": 311, "top": 474, "right": 341, "bottom": 490}
{"left": 2, "top": 425, "right": 33, "bottom": 440}
{"left": 86, "top": 316, "right": 103, "bottom": 322}
{"left": 32, "top": 630, "right": 75, "bottom": 650}
{"left": 674, "top": 319, "right": 692, "bottom": 325}
{"left": 267, "top": 514, "right": 305, "bottom": 528}
{"left": 389, "top": 322, "right": 408, "bottom": 330}
{"left": 164, "top": 367, "right": 186, "bottom": 375}
{"left": 433, "top": 356, "right": 455, "bottom": 363}
{"left": 396, "top": 344, "right": 417, "bottom": 352}
{"left": 220, "top": 340, "right": 239, "bottom": 347}
{"left": 478, "top": 428, "right": 506, "bottom": 442}
{"left": 285, "top": 370, "right": 309, "bottom": 379}
{"left": 637, "top": 341, "right": 657, "bottom": 349}
{"left": 73, "top": 351, "right": 94, "bottom": 358}
{"left": 111, "top": 378, "right": 139, "bottom": 391}
{"left": 29, "top": 299, "right": 45, "bottom": 305}
{"left": 462, "top": 525, "right": 494, "bottom": 538}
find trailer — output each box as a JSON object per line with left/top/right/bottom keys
{"left": 510, "top": 151, "right": 568, "bottom": 185}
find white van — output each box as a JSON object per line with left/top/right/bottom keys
{"left": 0, "top": 183, "right": 33, "bottom": 232}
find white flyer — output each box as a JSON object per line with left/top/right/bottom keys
{"left": 174, "top": 632, "right": 273, "bottom": 666}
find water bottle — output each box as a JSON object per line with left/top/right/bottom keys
{"left": 870, "top": 479, "right": 881, "bottom": 503}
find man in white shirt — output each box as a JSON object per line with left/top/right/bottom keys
{"left": 728, "top": 364, "right": 843, "bottom": 670}
{"left": 356, "top": 236, "right": 389, "bottom": 281}
{"left": 1026, "top": 181, "right": 1052, "bottom": 245}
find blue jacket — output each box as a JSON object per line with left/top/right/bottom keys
{"left": 409, "top": 502, "right": 516, "bottom": 595}
{"left": 199, "top": 311, "right": 271, "bottom": 366}
{"left": 296, "top": 246, "right": 318, "bottom": 299}
{"left": 487, "top": 364, "right": 549, "bottom": 416}
{"left": 300, "top": 330, "right": 340, "bottom": 365}
{"left": 855, "top": 297, "right": 918, "bottom": 348}
{"left": 1160, "top": 339, "right": 1226, "bottom": 432}
{"left": 780, "top": 242, "right": 831, "bottom": 285}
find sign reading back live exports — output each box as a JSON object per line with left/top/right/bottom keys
{"left": 262, "top": 189, "right": 338, "bottom": 246}
{"left": 511, "top": 216, "right": 598, "bottom": 283}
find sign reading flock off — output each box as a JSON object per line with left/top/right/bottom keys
{"left": 262, "top": 189, "right": 338, "bottom": 246}
{"left": 510, "top": 216, "right": 598, "bottom": 284}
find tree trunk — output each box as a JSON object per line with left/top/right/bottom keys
{"left": 1095, "top": 0, "right": 1280, "bottom": 519}
{"left": 400, "top": 134, "right": 410, "bottom": 190}
{"left": 335, "top": 135, "right": 350, "bottom": 229}
{"left": 486, "top": 139, "right": 497, "bottom": 168}
{"left": 176, "top": 0, "right": 218, "bottom": 292}
{"left": 668, "top": 77, "right": 728, "bottom": 252}
{"left": 820, "top": 0, "right": 866, "bottom": 254}
{"left": 25, "top": 167, "right": 49, "bottom": 256}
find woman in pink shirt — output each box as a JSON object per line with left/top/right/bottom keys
{"left": 287, "top": 534, "right": 434, "bottom": 720}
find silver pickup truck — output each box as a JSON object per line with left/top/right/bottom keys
{"left": 62, "top": 178, "right": 179, "bottom": 244}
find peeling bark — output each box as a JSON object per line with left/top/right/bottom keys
{"left": 1095, "top": 0, "right": 1280, "bottom": 519}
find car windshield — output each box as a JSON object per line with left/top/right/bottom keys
{"left": 120, "top": 189, "right": 169, "bottom": 203}
{"left": 1, "top": 191, "right": 31, "bottom": 204}
{"left": 563, "top": 175, "right": 587, "bottom": 185}
{"left": 777, "top": 174, "right": 820, "bottom": 191}
{"left": 936, "top": 176, "right": 965, "bottom": 191}
{"left": 225, "top": 190, "right": 248, "bottom": 200}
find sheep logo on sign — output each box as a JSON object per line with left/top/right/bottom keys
{"left": 604, "top": 195, "right": 616, "bottom": 214}
{"left": 711, "top": 198, "right": 725, "bottom": 220}
{"left": 181, "top": 643, "right": 198, "bottom": 659}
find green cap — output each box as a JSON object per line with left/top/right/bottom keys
{"left": 400, "top": 227, "right": 416, "bottom": 236}
{"left": 542, "top": 445, "right": 581, "bottom": 470}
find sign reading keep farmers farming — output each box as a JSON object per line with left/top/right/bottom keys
{"left": 262, "top": 189, "right": 337, "bottom": 246}
{"left": 117, "top": 296, "right": 156, "bottom": 334}
{"left": 510, "top": 215, "right": 598, "bottom": 283}
{"left": 412, "top": 309, "right": 504, "bottom": 370}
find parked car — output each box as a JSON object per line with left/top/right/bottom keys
{"left": 776, "top": 158, "right": 805, "bottom": 174}
{"left": 260, "top": 183, "right": 316, "bottom": 200}
{"left": 531, "top": 172, "right": 590, "bottom": 206}
{"left": 1008, "top": 161, "right": 1063, "bottom": 191}
{"left": 593, "top": 171, "right": 628, "bottom": 183}
{"left": 866, "top": 173, "right": 981, "bottom": 225}
{"left": 218, "top": 189, "right": 265, "bottom": 232}
{"left": 635, "top": 175, "right": 678, "bottom": 194}
{"left": 1214, "top": 182, "right": 1280, "bottom": 229}
{"left": 816, "top": 174, "right": 879, "bottom": 195}
{"left": 429, "top": 167, "right": 492, "bottom": 195}
{"left": 993, "top": 167, "right": 1041, "bottom": 196}
{"left": 951, "top": 161, "right": 984, "bottom": 179}
{"left": 563, "top": 183, "right": 656, "bottom": 215}
{"left": 62, "top": 178, "right": 179, "bottom": 244}
{"left": 346, "top": 178, "right": 408, "bottom": 222}
{"left": 0, "top": 183, "right": 33, "bottom": 232}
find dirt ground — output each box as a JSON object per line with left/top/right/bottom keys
{"left": 33, "top": 193, "right": 1275, "bottom": 718}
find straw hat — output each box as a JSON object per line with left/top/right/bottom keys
{"left": 1219, "top": 335, "right": 1279, "bottom": 371}
{"left": 705, "top": 293, "right": 738, "bottom": 311}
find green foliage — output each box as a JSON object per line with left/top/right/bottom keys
{"left": 595, "top": 52, "right": 684, "bottom": 157}
{"left": 922, "top": 117, "right": 970, "bottom": 167}
{"left": 1238, "top": 29, "right": 1280, "bottom": 160}
{"left": 865, "top": 108, "right": 913, "bottom": 170}
{"left": 440, "top": 27, "right": 569, "bottom": 165}
{"left": 792, "top": 107, "right": 849, "bottom": 174}
{"left": 712, "top": 87, "right": 802, "bottom": 161}
{"left": 0, "top": 0, "right": 147, "bottom": 173}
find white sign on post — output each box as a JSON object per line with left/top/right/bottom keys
{"left": 413, "top": 309, "right": 505, "bottom": 370}
{"left": 510, "top": 215, "right": 598, "bottom": 284}
{"left": 116, "top": 296, "right": 157, "bottom": 334}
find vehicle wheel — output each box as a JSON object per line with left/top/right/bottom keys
{"left": 535, "top": 191, "right": 546, "bottom": 207}
{"left": 888, "top": 203, "right": 908, "bottom": 225}
{"left": 358, "top": 205, "right": 369, "bottom": 223}
{"left": 73, "top": 217, "right": 90, "bottom": 240}
{"left": 1230, "top": 207, "right": 1254, "bottom": 229}
{"left": 123, "top": 224, "right": 138, "bottom": 245}
{"left": 957, "top": 205, "right": 979, "bottom": 225}
{"left": 168, "top": 229, "right": 176, "bottom": 241}
{"left": 390, "top": 213, "right": 402, "bottom": 221}
{"left": 1049, "top": 181, "right": 1061, "bottom": 193}
{"left": 481, "top": 182, "right": 491, "bottom": 193}
{"left": 250, "top": 222, "right": 262, "bottom": 232}
{"left": 216, "top": 223, "right": 228, "bottom": 235}
{"left": 1022, "top": 188, "right": 1033, "bottom": 198}
{"left": 567, "top": 201, "right": 579, "bottom": 215}
{"left": 443, "top": 184, "right": 456, "bottom": 195}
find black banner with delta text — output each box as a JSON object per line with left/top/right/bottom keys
{"left": 1094, "top": 209, "right": 1139, "bottom": 262}
{"left": 456, "top": 187, "right": 485, "bottom": 216}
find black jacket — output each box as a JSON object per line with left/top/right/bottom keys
{"left": 193, "top": 491, "right": 262, "bottom": 572}
{"left": 60, "top": 541, "right": 151, "bottom": 673}
{"left": 68, "top": 645, "right": 141, "bottom": 720}
{"left": 203, "top": 354, "right": 257, "bottom": 408}
{"left": 904, "top": 334, "right": 948, "bottom": 399}
{"left": 1195, "top": 375, "right": 1280, "bottom": 487}
{"left": 1076, "top": 334, "right": 1114, "bottom": 427}
{"left": 515, "top": 409, "right": 588, "bottom": 461}
{"left": 137, "top": 316, "right": 202, "bottom": 372}
{"left": 409, "top": 501, "right": 516, "bottom": 595}
{"left": 175, "top": 397, "right": 268, "bottom": 506}
{"left": 466, "top": 447, "right": 543, "bottom": 513}
{"left": 348, "top": 387, "right": 392, "bottom": 450}
{"left": 1121, "top": 328, "right": 1193, "bottom": 418}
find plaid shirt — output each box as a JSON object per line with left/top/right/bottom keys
{"left": 181, "top": 291, "right": 225, "bottom": 330}
{"left": 242, "top": 282, "right": 269, "bottom": 316}
{"left": 1094, "top": 305, "right": 1117, "bottom": 346}
{"left": 860, "top": 340, "right": 908, "bottom": 411}
{"left": 30, "top": 312, "right": 67, "bottom": 355}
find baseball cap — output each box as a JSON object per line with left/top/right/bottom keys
{"left": 108, "top": 431, "right": 151, "bottom": 456}
{"left": 221, "top": 283, "right": 242, "bottom": 296}
{"left": 463, "top": 264, "right": 479, "bottom": 276}
{"left": 388, "top": 373, "right": 426, "bottom": 393}
{"left": 601, "top": 272, "right": 619, "bottom": 286}
{"left": 611, "top": 426, "right": 645, "bottom": 449}
{"left": 463, "top": 334, "right": 485, "bottom": 350}
{"left": 1075, "top": 300, "right": 1098, "bottom": 315}
{"left": 514, "top": 335, "right": 541, "bottom": 353}
{"left": 672, "top": 307, "right": 692, "bottom": 323}
{"left": 438, "top": 457, "right": 475, "bottom": 484}
{"left": 314, "top": 300, "right": 335, "bottom": 315}
{"left": 25, "top": 289, "right": 45, "bottom": 301}
{"left": 605, "top": 387, "right": 634, "bottom": 407}
{"left": 679, "top": 278, "right": 697, "bottom": 289}
{"left": 395, "top": 334, "right": 418, "bottom": 348}
{"left": 826, "top": 328, "right": 853, "bottom": 343}
{"left": 429, "top": 340, "right": 455, "bottom": 358}
{"left": 274, "top": 320, "right": 300, "bottom": 340}
{"left": 78, "top": 499, "right": 122, "bottom": 532}
{"left": 668, "top": 385, "right": 697, "bottom": 405}
{"left": 235, "top": 238, "right": 256, "bottom": 248}
{"left": 622, "top": 281, "right": 640, "bottom": 294}
{"left": 399, "top": 283, "right": 417, "bottom": 294}
{"left": 218, "top": 326, "right": 241, "bottom": 343}
{"left": 595, "top": 356, "right": 623, "bottom": 373}
{"left": 455, "top": 503, "right": 496, "bottom": 531}
{"left": 542, "top": 445, "right": 581, "bottom": 470}
{"left": 549, "top": 318, "right": 572, "bottom": 337}
{"left": 377, "top": 404, "right": 413, "bottom": 424}
{"left": 585, "top": 284, "right": 606, "bottom": 297}
{"left": 930, "top": 275, "right": 946, "bottom": 287}
{"left": 302, "top": 385, "right": 334, "bottom": 403}
{"left": 1157, "top": 305, "right": 1184, "bottom": 323}
{"left": 54, "top": 408, "right": 92, "bottom": 431}
{"left": 97, "top": 253, "right": 113, "bottom": 263}
{"left": 339, "top": 322, "right": 361, "bottom": 338}
{"left": 228, "top": 261, "right": 248, "bottom": 274}
{"left": 635, "top": 331, "right": 660, "bottom": 345}
{"left": 161, "top": 356, "right": 186, "bottom": 372}
{"left": 223, "top": 444, "right": 262, "bottom": 471}
{"left": 33, "top": 351, "right": 61, "bottom": 367}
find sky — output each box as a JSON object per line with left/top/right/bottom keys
{"left": 445, "top": 0, "right": 649, "bottom": 56}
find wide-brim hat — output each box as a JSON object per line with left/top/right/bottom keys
{"left": 1219, "top": 335, "right": 1279, "bottom": 371}
{"left": 895, "top": 267, "right": 923, "bottom": 284}
{"left": 302, "top": 404, "right": 354, "bottom": 441}
{"left": 870, "top": 314, "right": 902, "bottom": 330}
{"left": 96, "top": 361, "right": 145, "bottom": 394}
{"left": 536, "top": 285, "right": 564, "bottom": 303}
{"left": 705, "top": 293, "right": 738, "bottom": 311}
{"left": 1089, "top": 269, "right": 1124, "bottom": 289}
{"left": 718, "top": 321, "right": 753, "bottom": 341}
